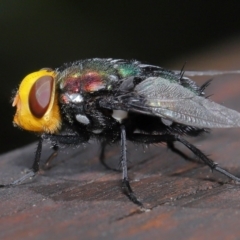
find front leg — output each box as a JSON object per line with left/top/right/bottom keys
{"left": 44, "top": 144, "right": 59, "bottom": 169}
{"left": 0, "top": 132, "right": 89, "bottom": 188}
{"left": 0, "top": 137, "right": 43, "bottom": 187}
{"left": 42, "top": 132, "right": 90, "bottom": 169}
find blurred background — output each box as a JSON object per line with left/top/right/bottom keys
{"left": 1, "top": 0, "right": 240, "bottom": 154}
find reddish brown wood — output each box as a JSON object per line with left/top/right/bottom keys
{"left": 1, "top": 41, "right": 240, "bottom": 240}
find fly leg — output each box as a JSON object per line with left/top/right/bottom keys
{"left": 43, "top": 132, "right": 86, "bottom": 170}
{"left": 43, "top": 144, "right": 59, "bottom": 169}
{"left": 99, "top": 142, "right": 120, "bottom": 172}
{"left": 177, "top": 136, "right": 240, "bottom": 182}
{"left": 42, "top": 132, "right": 89, "bottom": 168}
{"left": 121, "top": 125, "right": 143, "bottom": 207}
{"left": 167, "top": 141, "right": 203, "bottom": 164}
{"left": 0, "top": 133, "right": 89, "bottom": 188}
{"left": 0, "top": 137, "right": 43, "bottom": 188}
{"left": 130, "top": 133, "right": 240, "bottom": 182}
{"left": 167, "top": 141, "right": 190, "bottom": 160}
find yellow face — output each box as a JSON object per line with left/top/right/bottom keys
{"left": 12, "top": 69, "right": 61, "bottom": 133}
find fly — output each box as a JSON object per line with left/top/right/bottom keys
{"left": 2, "top": 58, "right": 240, "bottom": 207}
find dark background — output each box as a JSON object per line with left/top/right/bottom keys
{"left": 1, "top": 1, "right": 240, "bottom": 154}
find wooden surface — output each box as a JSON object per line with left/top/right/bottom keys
{"left": 1, "top": 41, "right": 240, "bottom": 240}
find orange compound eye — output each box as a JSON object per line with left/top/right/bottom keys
{"left": 29, "top": 75, "right": 54, "bottom": 118}
{"left": 13, "top": 69, "right": 61, "bottom": 133}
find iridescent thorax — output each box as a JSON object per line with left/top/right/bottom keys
{"left": 56, "top": 59, "right": 140, "bottom": 105}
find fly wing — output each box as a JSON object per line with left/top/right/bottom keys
{"left": 129, "top": 77, "right": 240, "bottom": 128}
{"left": 99, "top": 76, "right": 240, "bottom": 128}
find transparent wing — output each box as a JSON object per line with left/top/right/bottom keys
{"left": 130, "top": 77, "right": 240, "bottom": 128}
{"left": 109, "top": 77, "right": 240, "bottom": 128}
